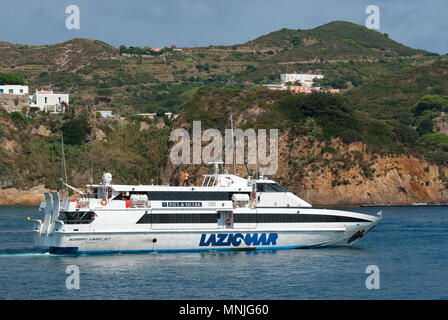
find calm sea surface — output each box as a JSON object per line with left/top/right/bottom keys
{"left": 0, "top": 205, "right": 447, "bottom": 300}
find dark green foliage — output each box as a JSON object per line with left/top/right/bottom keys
{"left": 346, "top": 59, "right": 448, "bottom": 120}
{"left": 9, "top": 112, "right": 27, "bottom": 128}
{"left": 36, "top": 72, "right": 83, "bottom": 90}
{"left": 416, "top": 115, "right": 434, "bottom": 136}
{"left": 277, "top": 91, "right": 361, "bottom": 142}
{"left": 291, "top": 36, "right": 303, "bottom": 47}
{"left": 0, "top": 72, "right": 25, "bottom": 85}
{"left": 195, "top": 64, "right": 210, "bottom": 72}
{"left": 276, "top": 91, "right": 418, "bottom": 155}
{"left": 96, "top": 88, "right": 112, "bottom": 96}
{"left": 390, "top": 120, "right": 419, "bottom": 146}
{"left": 411, "top": 95, "right": 448, "bottom": 116}
{"left": 421, "top": 133, "right": 448, "bottom": 152}
{"left": 62, "top": 119, "right": 91, "bottom": 145}
{"left": 362, "top": 119, "right": 395, "bottom": 151}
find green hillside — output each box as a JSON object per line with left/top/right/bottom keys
{"left": 346, "top": 57, "right": 448, "bottom": 120}
{"left": 181, "top": 87, "right": 442, "bottom": 160}
{"left": 0, "top": 20, "right": 447, "bottom": 193}
{"left": 240, "top": 21, "right": 435, "bottom": 60}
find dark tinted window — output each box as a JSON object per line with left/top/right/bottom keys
{"left": 137, "top": 213, "right": 369, "bottom": 224}
{"left": 159, "top": 214, "right": 169, "bottom": 223}
{"left": 270, "top": 184, "right": 288, "bottom": 192}
{"left": 259, "top": 183, "right": 288, "bottom": 192}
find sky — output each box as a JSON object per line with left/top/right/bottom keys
{"left": 1, "top": 0, "right": 447, "bottom": 54}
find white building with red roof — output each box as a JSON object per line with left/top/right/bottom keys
{"left": 29, "top": 90, "right": 69, "bottom": 112}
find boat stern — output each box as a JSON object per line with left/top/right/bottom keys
{"left": 33, "top": 192, "right": 62, "bottom": 249}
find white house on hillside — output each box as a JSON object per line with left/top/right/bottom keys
{"left": 137, "top": 113, "right": 156, "bottom": 119}
{"left": 0, "top": 85, "right": 29, "bottom": 94}
{"left": 29, "top": 90, "right": 69, "bottom": 112}
{"left": 98, "top": 110, "right": 113, "bottom": 118}
{"left": 280, "top": 73, "right": 324, "bottom": 87}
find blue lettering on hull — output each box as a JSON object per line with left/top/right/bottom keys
{"left": 199, "top": 233, "right": 278, "bottom": 247}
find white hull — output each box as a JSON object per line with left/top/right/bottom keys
{"left": 33, "top": 215, "right": 380, "bottom": 254}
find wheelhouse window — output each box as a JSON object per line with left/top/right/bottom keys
{"left": 256, "top": 183, "right": 288, "bottom": 192}
{"left": 62, "top": 211, "right": 96, "bottom": 224}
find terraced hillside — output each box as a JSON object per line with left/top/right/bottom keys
{"left": 0, "top": 20, "right": 447, "bottom": 205}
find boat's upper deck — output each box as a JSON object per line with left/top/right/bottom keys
{"left": 88, "top": 174, "right": 255, "bottom": 193}
{"left": 55, "top": 171, "right": 312, "bottom": 212}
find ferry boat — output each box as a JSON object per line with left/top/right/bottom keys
{"left": 32, "top": 163, "right": 381, "bottom": 254}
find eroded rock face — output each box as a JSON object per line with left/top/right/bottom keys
{"left": 139, "top": 121, "right": 149, "bottom": 131}
{"left": 295, "top": 154, "right": 447, "bottom": 206}
{"left": 93, "top": 127, "right": 106, "bottom": 140}
{"left": 275, "top": 136, "right": 448, "bottom": 206}
{"left": 161, "top": 130, "right": 448, "bottom": 206}
{"left": 31, "top": 125, "right": 52, "bottom": 137}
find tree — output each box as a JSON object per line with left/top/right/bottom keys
{"left": 0, "top": 72, "right": 25, "bottom": 85}
{"left": 62, "top": 119, "right": 91, "bottom": 145}
{"left": 416, "top": 115, "right": 434, "bottom": 136}
{"left": 291, "top": 36, "right": 303, "bottom": 47}
{"left": 96, "top": 88, "right": 112, "bottom": 96}
{"left": 412, "top": 95, "right": 448, "bottom": 116}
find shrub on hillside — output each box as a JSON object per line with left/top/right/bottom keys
{"left": 62, "top": 118, "right": 91, "bottom": 145}
{"left": 277, "top": 91, "right": 361, "bottom": 142}
{"left": 0, "top": 72, "right": 25, "bottom": 85}
{"left": 412, "top": 95, "right": 448, "bottom": 117}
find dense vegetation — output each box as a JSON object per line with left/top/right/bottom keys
{"left": 240, "top": 21, "right": 434, "bottom": 61}
{"left": 62, "top": 118, "right": 91, "bottom": 145}
{"left": 0, "top": 72, "right": 25, "bottom": 85}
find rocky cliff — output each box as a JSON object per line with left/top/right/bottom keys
{"left": 279, "top": 136, "right": 448, "bottom": 206}
{"left": 161, "top": 132, "right": 448, "bottom": 206}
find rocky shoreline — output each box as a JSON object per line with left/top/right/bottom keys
{"left": 0, "top": 185, "right": 48, "bottom": 206}
{"left": 0, "top": 184, "right": 446, "bottom": 207}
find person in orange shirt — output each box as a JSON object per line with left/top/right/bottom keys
{"left": 183, "top": 171, "right": 189, "bottom": 186}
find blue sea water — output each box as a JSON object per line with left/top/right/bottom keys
{"left": 0, "top": 205, "right": 447, "bottom": 300}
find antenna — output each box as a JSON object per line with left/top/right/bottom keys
{"left": 61, "top": 134, "right": 68, "bottom": 196}
{"left": 256, "top": 153, "right": 259, "bottom": 180}
{"left": 90, "top": 142, "right": 94, "bottom": 183}
{"left": 90, "top": 108, "right": 95, "bottom": 184}
{"left": 230, "top": 111, "right": 236, "bottom": 175}
{"left": 243, "top": 153, "right": 251, "bottom": 178}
